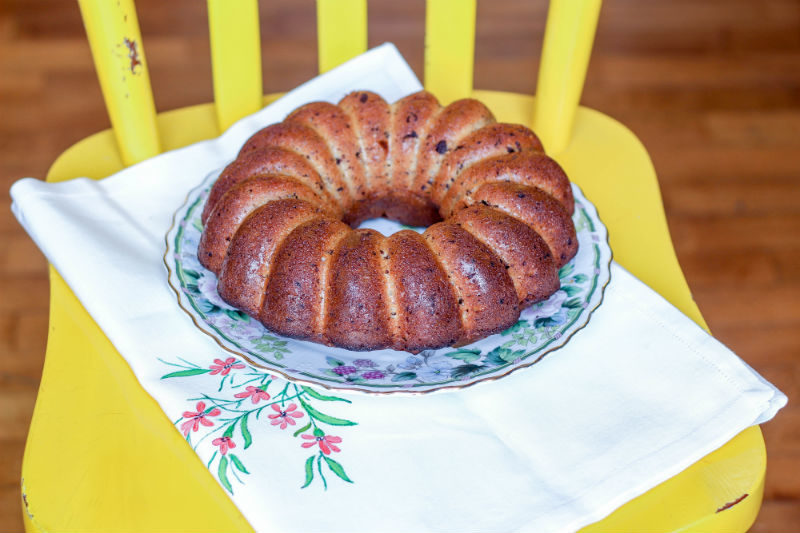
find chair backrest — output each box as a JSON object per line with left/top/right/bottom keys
{"left": 77, "top": 0, "right": 601, "bottom": 167}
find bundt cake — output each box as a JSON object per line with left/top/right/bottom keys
{"left": 198, "top": 90, "right": 578, "bottom": 353}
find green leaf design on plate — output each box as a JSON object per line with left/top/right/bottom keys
{"left": 301, "top": 455, "right": 315, "bottom": 488}
{"left": 224, "top": 309, "right": 250, "bottom": 322}
{"left": 501, "top": 320, "right": 528, "bottom": 335}
{"left": 326, "top": 356, "right": 345, "bottom": 367}
{"left": 573, "top": 273, "right": 589, "bottom": 284}
{"left": 561, "top": 285, "right": 582, "bottom": 296}
{"left": 240, "top": 413, "right": 253, "bottom": 448}
{"left": 391, "top": 372, "right": 417, "bottom": 382}
{"left": 450, "top": 364, "right": 483, "bottom": 379}
{"left": 301, "top": 385, "right": 351, "bottom": 403}
{"left": 445, "top": 349, "right": 482, "bottom": 363}
{"left": 300, "top": 398, "right": 357, "bottom": 426}
{"left": 182, "top": 268, "right": 201, "bottom": 281}
{"left": 485, "top": 347, "right": 509, "bottom": 366}
{"left": 563, "top": 297, "right": 582, "bottom": 309}
{"left": 558, "top": 262, "right": 574, "bottom": 279}
{"left": 161, "top": 368, "right": 210, "bottom": 379}
{"left": 323, "top": 455, "right": 353, "bottom": 484}
{"left": 218, "top": 456, "right": 233, "bottom": 493}
{"left": 230, "top": 454, "right": 249, "bottom": 474}
{"left": 197, "top": 299, "right": 219, "bottom": 314}
{"left": 485, "top": 347, "right": 522, "bottom": 365}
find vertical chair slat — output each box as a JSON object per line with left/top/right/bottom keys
{"left": 208, "top": 0, "right": 263, "bottom": 132}
{"left": 533, "top": 0, "right": 602, "bottom": 154}
{"left": 77, "top": 0, "right": 160, "bottom": 166}
{"left": 424, "top": 0, "right": 477, "bottom": 105}
{"left": 316, "top": 0, "right": 368, "bottom": 73}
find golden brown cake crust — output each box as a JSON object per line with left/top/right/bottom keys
{"left": 198, "top": 90, "right": 579, "bottom": 352}
{"left": 451, "top": 204, "right": 560, "bottom": 306}
{"left": 387, "top": 230, "right": 463, "bottom": 351}
{"left": 260, "top": 217, "right": 350, "bottom": 344}
{"left": 423, "top": 222, "right": 519, "bottom": 344}
{"left": 198, "top": 174, "right": 332, "bottom": 274}
{"left": 440, "top": 151, "right": 575, "bottom": 218}
{"left": 217, "top": 199, "right": 323, "bottom": 317}
{"left": 468, "top": 181, "right": 578, "bottom": 268}
{"left": 324, "top": 229, "right": 394, "bottom": 351}
{"left": 202, "top": 146, "right": 339, "bottom": 224}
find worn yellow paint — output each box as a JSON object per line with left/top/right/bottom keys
{"left": 208, "top": 0, "right": 263, "bottom": 131}
{"left": 534, "top": 0, "right": 602, "bottom": 155}
{"left": 424, "top": 0, "right": 476, "bottom": 105}
{"left": 316, "top": 0, "right": 368, "bottom": 73}
{"left": 77, "top": 0, "right": 160, "bottom": 165}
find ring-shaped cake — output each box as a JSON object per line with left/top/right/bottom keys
{"left": 198, "top": 90, "right": 578, "bottom": 353}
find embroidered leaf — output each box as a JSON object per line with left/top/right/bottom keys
{"left": 240, "top": 413, "right": 253, "bottom": 448}
{"left": 317, "top": 454, "right": 328, "bottom": 490}
{"left": 300, "top": 399, "right": 357, "bottom": 426}
{"left": 223, "top": 423, "right": 235, "bottom": 438}
{"left": 323, "top": 455, "right": 353, "bottom": 483}
{"left": 293, "top": 421, "right": 312, "bottom": 438}
{"left": 301, "top": 455, "right": 315, "bottom": 489}
{"left": 301, "top": 385, "right": 351, "bottom": 403}
{"left": 391, "top": 372, "right": 417, "bottom": 382}
{"left": 218, "top": 456, "right": 233, "bottom": 493}
{"left": 230, "top": 454, "right": 249, "bottom": 474}
{"left": 445, "top": 349, "right": 481, "bottom": 363}
{"left": 161, "top": 368, "right": 210, "bottom": 379}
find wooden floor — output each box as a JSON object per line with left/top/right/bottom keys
{"left": 1, "top": 0, "right": 798, "bottom": 530}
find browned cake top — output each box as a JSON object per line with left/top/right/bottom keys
{"left": 198, "top": 90, "right": 578, "bottom": 352}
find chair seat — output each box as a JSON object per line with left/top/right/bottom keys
{"left": 22, "top": 91, "right": 765, "bottom": 532}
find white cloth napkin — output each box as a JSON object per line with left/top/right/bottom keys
{"left": 10, "top": 43, "right": 786, "bottom": 533}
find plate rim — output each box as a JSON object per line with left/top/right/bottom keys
{"left": 163, "top": 171, "right": 613, "bottom": 396}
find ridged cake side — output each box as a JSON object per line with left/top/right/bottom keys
{"left": 198, "top": 90, "right": 579, "bottom": 352}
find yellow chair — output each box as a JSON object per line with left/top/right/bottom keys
{"left": 21, "top": 0, "right": 766, "bottom": 531}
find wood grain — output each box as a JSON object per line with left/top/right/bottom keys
{"left": 1, "top": 0, "right": 798, "bottom": 531}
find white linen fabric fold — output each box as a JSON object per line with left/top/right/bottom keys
{"left": 10, "top": 43, "right": 786, "bottom": 533}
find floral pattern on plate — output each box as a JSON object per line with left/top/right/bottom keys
{"left": 165, "top": 169, "right": 612, "bottom": 394}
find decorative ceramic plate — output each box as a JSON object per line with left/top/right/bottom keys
{"left": 165, "top": 169, "right": 612, "bottom": 394}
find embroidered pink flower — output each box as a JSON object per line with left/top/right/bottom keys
{"left": 180, "top": 401, "right": 221, "bottom": 436}
{"left": 301, "top": 432, "right": 342, "bottom": 455}
{"left": 209, "top": 357, "right": 246, "bottom": 376}
{"left": 212, "top": 436, "right": 236, "bottom": 455}
{"left": 269, "top": 403, "right": 304, "bottom": 429}
{"left": 233, "top": 386, "right": 271, "bottom": 404}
